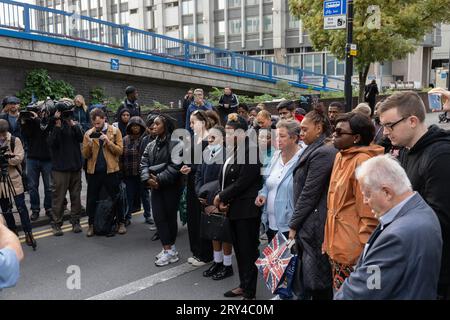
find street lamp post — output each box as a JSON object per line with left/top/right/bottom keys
{"left": 344, "top": 0, "right": 354, "bottom": 112}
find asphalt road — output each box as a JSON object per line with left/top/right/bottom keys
{"left": 1, "top": 111, "right": 448, "bottom": 300}
{"left": 1, "top": 212, "right": 273, "bottom": 300}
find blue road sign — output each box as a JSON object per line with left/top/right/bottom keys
{"left": 111, "top": 58, "right": 119, "bottom": 70}
{"left": 324, "top": 0, "right": 347, "bottom": 16}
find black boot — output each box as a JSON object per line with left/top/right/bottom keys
{"left": 212, "top": 265, "right": 234, "bottom": 280}
{"left": 25, "top": 232, "right": 37, "bottom": 251}
{"left": 203, "top": 262, "right": 223, "bottom": 278}
{"left": 30, "top": 211, "right": 40, "bottom": 221}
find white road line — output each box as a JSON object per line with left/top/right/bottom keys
{"left": 86, "top": 263, "right": 198, "bottom": 300}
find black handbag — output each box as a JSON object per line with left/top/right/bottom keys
{"left": 200, "top": 212, "right": 233, "bottom": 244}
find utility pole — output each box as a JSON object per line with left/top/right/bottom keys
{"left": 344, "top": 0, "right": 354, "bottom": 112}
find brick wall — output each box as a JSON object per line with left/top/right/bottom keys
{"left": 0, "top": 59, "right": 197, "bottom": 106}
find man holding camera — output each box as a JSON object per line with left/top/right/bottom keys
{"left": 83, "top": 108, "right": 124, "bottom": 237}
{"left": 20, "top": 103, "right": 53, "bottom": 221}
{"left": 47, "top": 100, "right": 84, "bottom": 236}
{"left": 0, "top": 120, "right": 36, "bottom": 248}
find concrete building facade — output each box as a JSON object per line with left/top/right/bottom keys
{"left": 33, "top": 0, "right": 440, "bottom": 89}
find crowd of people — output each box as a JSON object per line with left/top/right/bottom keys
{"left": 0, "top": 84, "right": 450, "bottom": 301}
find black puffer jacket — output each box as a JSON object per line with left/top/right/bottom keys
{"left": 399, "top": 124, "right": 450, "bottom": 286}
{"left": 290, "top": 134, "right": 337, "bottom": 292}
{"left": 140, "top": 135, "right": 182, "bottom": 188}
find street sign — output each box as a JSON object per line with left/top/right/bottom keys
{"left": 111, "top": 58, "right": 119, "bottom": 71}
{"left": 323, "top": 0, "right": 347, "bottom": 16}
{"left": 350, "top": 44, "right": 357, "bottom": 56}
{"left": 324, "top": 15, "right": 346, "bottom": 30}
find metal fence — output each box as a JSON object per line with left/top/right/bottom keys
{"left": 0, "top": 0, "right": 343, "bottom": 91}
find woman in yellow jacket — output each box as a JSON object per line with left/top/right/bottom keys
{"left": 323, "top": 112, "right": 384, "bottom": 290}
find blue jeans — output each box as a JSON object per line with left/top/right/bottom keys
{"left": 1, "top": 193, "right": 32, "bottom": 233}
{"left": 26, "top": 158, "right": 52, "bottom": 213}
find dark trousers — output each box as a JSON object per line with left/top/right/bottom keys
{"left": 151, "top": 185, "right": 182, "bottom": 246}
{"left": 140, "top": 184, "right": 152, "bottom": 219}
{"left": 124, "top": 176, "right": 152, "bottom": 220}
{"left": 123, "top": 175, "right": 141, "bottom": 221}
{"left": 0, "top": 193, "right": 32, "bottom": 233}
{"left": 86, "top": 172, "right": 122, "bottom": 226}
{"left": 230, "top": 217, "right": 260, "bottom": 299}
{"left": 51, "top": 170, "right": 82, "bottom": 226}
{"left": 186, "top": 175, "right": 213, "bottom": 262}
{"left": 26, "top": 158, "right": 52, "bottom": 212}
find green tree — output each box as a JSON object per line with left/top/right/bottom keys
{"left": 17, "top": 69, "right": 75, "bottom": 106}
{"left": 289, "top": 0, "right": 450, "bottom": 101}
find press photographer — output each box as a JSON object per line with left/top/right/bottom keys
{"left": 47, "top": 99, "right": 84, "bottom": 236}
{"left": 19, "top": 101, "right": 53, "bottom": 221}
{"left": 0, "top": 119, "right": 36, "bottom": 250}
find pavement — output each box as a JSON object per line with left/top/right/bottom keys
{"left": 0, "top": 212, "right": 273, "bottom": 300}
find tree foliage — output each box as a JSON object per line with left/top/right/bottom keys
{"left": 17, "top": 69, "right": 75, "bottom": 106}
{"left": 289, "top": 0, "right": 450, "bottom": 100}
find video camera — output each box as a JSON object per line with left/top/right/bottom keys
{"left": 0, "top": 145, "right": 14, "bottom": 177}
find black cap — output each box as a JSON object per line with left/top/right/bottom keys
{"left": 3, "top": 96, "right": 20, "bottom": 106}
{"left": 125, "top": 86, "right": 137, "bottom": 95}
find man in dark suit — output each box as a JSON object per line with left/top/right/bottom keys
{"left": 335, "top": 154, "right": 442, "bottom": 300}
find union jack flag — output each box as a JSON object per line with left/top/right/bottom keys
{"left": 255, "top": 232, "right": 295, "bottom": 294}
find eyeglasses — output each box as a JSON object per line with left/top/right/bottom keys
{"left": 333, "top": 128, "right": 354, "bottom": 137}
{"left": 380, "top": 117, "right": 406, "bottom": 131}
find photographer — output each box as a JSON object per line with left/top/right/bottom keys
{"left": 83, "top": 108, "right": 124, "bottom": 237}
{"left": 0, "top": 96, "right": 22, "bottom": 141}
{"left": 0, "top": 214, "right": 23, "bottom": 289}
{"left": 19, "top": 103, "right": 53, "bottom": 221}
{"left": 0, "top": 119, "right": 36, "bottom": 249}
{"left": 47, "top": 99, "right": 84, "bottom": 236}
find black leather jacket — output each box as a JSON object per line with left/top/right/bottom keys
{"left": 140, "top": 135, "right": 182, "bottom": 187}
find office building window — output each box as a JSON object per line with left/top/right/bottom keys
{"left": 228, "top": 0, "right": 241, "bottom": 8}
{"left": 183, "top": 24, "right": 194, "bottom": 40}
{"left": 197, "top": 0, "right": 203, "bottom": 13}
{"left": 229, "top": 19, "right": 241, "bottom": 35}
{"left": 197, "top": 23, "right": 204, "bottom": 39}
{"left": 288, "top": 14, "right": 300, "bottom": 29}
{"left": 217, "top": 0, "right": 225, "bottom": 10}
{"left": 246, "top": 16, "right": 259, "bottom": 33}
{"left": 218, "top": 20, "right": 225, "bottom": 35}
{"left": 263, "top": 15, "right": 272, "bottom": 32}
{"left": 182, "top": 0, "right": 194, "bottom": 15}
{"left": 246, "top": 0, "right": 258, "bottom": 6}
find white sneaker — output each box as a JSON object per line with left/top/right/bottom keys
{"left": 270, "top": 295, "right": 281, "bottom": 300}
{"left": 156, "top": 249, "right": 178, "bottom": 260}
{"left": 191, "top": 257, "right": 207, "bottom": 267}
{"left": 155, "top": 251, "right": 179, "bottom": 267}
{"left": 149, "top": 225, "right": 157, "bottom": 231}
{"left": 187, "top": 256, "right": 196, "bottom": 264}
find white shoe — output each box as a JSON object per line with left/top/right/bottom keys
{"left": 270, "top": 295, "right": 281, "bottom": 300}
{"left": 156, "top": 249, "right": 178, "bottom": 260}
{"left": 191, "top": 257, "right": 207, "bottom": 267}
{"left": 187, "top": 256, "right": 196, "bottom": 264}
{"left": 155, "top": 251, "right": 179, "bottom": 267}
{"left": 149, "top": 225, "right": 157, "bottom": 231}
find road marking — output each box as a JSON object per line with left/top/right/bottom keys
{"left": 86, "top": 263, "right": 198, "bottom": 300}
{"left": 19, "top": 210, "right": 145, "bottom": 242}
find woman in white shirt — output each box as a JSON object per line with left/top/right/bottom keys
{"left": 255, "top": 120, "right": 304, "bottom": 242}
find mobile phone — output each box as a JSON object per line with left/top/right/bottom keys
{"left": 428, "top": 94, "right": 443, "bottom": 111}
{"left": 89, "top": 131, "right": 102, "bottom": 139}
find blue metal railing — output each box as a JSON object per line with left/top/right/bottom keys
{"left": 0, "top": 0, "right": 344, "bottom": 91}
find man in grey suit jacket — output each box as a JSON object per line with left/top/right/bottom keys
{"left": 334, "top": 154, "right": 442, "bottom": 300}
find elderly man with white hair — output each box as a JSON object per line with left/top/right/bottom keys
{"left": 334, "top": 154, "right": 442, "bottom": 300}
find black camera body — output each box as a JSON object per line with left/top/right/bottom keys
{"left": 0, "top": 145, "right": 13, "bottom": 177}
